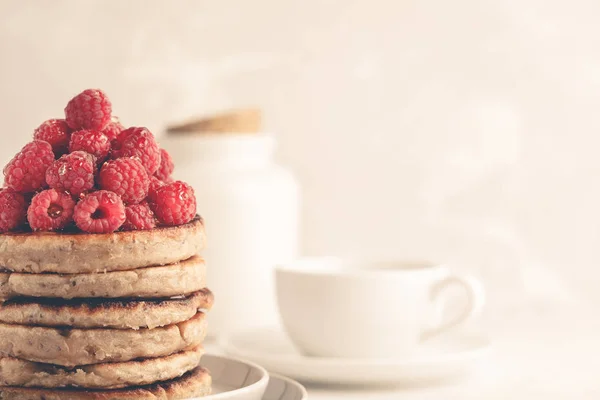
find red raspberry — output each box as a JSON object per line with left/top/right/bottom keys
{"left": 102, "top": 119, "right": 124, "bottom": 141}
{"left": 33, "top": 119, "right": 71, "bottom": 155}
{"left": 27, "top": 189, "right": 75, "bottom": 231}
{"left": 112, "top": 127, "right": 161, "bottom": 175}
{"left": 110, "top": 125, "right": 135, "bottom": 150}
{"left": 98, "top": 158, "right": 149, "bottom": 204}
{"left": 147, "top": 176, "right": 165, "bottom": 204}
{"left": 123, "top": 203, "right": 156, "bottom": 231}
{"left": 69, "top": 130, "right": 110, "bottom": 162}
{"left": 150, "top": 181, "right": 196, "bottom": 226}
{"left": 3, "top": 140, "right": 54, "bottom": 193}
{"left": 64, "top": 89, "right": 112, "bottom": 131}
{"left": 155, "top": 149, "right": 174, "bottom": 181}
{"left": 73, "top": 190, "right": 126, "bottom": 233}
{"left": 45, "top": 151, "right": 96, "bottom": 196}
{"left": 0, "top": 188, "right": 26, "bottom": 232}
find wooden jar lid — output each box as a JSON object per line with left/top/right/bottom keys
{"left": 166, "top": 108, "right": 262, "bottom": 135}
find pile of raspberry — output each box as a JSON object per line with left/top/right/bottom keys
{"left": 0, "top": 89, "right": 195, "bottom": 234}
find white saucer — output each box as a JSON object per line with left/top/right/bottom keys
{"left": 198, "top": 353, "right": 308, "bottom": 399}
{"left": 221, "top": 328, "right": 492, "bottom": 386}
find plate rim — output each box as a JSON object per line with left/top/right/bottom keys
{"left": 266, "top": 373, "right": 309, "bottom": 399}
{"left": 201, "top": 353, "right": 270, "bottom": 399}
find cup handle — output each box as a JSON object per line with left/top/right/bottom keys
{"left": 420, "top": 274, "right": 486, "bottom": 341}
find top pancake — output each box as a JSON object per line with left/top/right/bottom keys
{"left": 0, "top": 216, "right": 206, "bottom": 274}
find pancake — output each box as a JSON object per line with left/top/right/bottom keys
{"left": 0, "top": 312, "right": 207, "bottom": 367}
{"left": 0, "top": 256, "right": 206, "bottom": 301}
{"left": 0, "top": 216, "right": 206, "bottom": 274}
{"left": 0, "top": 289, "right": 213, "bottom": 329}
{"left": 0, "top": 366, "right": 211, "bottom": 399}
{"left": 0, "top": 346, "right": 204, "bottom": 389}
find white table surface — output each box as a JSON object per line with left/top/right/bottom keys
{"left": 210, "top": 304, "right": 600, "bottom": 399}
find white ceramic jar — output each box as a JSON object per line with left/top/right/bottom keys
{"left": 160, "top": 132, "right": 300, "bottom": 338}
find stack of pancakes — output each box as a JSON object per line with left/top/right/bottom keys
{"left": 0, "top": 216, "right": 213, "bottom": 399}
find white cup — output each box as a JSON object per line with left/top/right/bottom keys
{"left": 275, "top": 257, "right": 485, "bottom": 359}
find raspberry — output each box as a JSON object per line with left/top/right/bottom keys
{"left": 110, "top": 125, "right": 135, "bottom": 150}
{"left": 69, "top": 130, "right": 110, "bottom": 162}
{"left": 98, "top": 158, "right": 149, "bottom": 204}
{"left": 45, "top": 151, "right": 96, "bottom": 196}
{"left": 0, "top": 188, "right": 26, "bottom": 232}
{"left": 73, "top": 190, "right": 126, "bottom": 233}
{"left": 27, "top": 189, "right": 75, "bottom": 231}
{"left": 150, "top": 181, "right": 196, "bottom": 226}
{"left": 33, "top": 119, "right": 71, "bottom": 155}
{"left": 147, "top": 176, "right": 165, "bottom": 204}
{"left": 102, "top": 119, "right": 124, "bottom": 141}
{"left": 3, "top": 140, "right": 54, "bottom": 193}
{"left": 112, "top": 127, "right": 161, "bottom": 175}
{"left": 64, "top": 89, "right": 112, "bottom": 131}
{"left": 155, "top": 149, "right": 174, "bottom": 181}
{"left": 123, "top": 203, "right": 156, "bottom": 231}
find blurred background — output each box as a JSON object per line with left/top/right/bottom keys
{"left": 1, "top": 1, "right": 599, "bottom": 327}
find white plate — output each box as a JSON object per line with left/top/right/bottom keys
{"left": 221, "top": 327, "right": 492, "bottom": 386}
{"left": 262, "top": 373, "right": 308, "bottom": 400}
{"left": 198, "top": 354, "right": 269, "bottom": 399}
